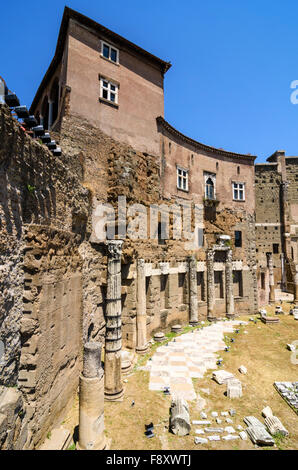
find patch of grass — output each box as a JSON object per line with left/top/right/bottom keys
{"left": 61, "top": 306, "right": 298, "bottom": 451}
{"left": 273, "top": 432, "right": 287, "bottom": 450}
{"left": 46, "top": 431, "right": 51, "bottom": 440}
{"left": 67, "top": 442, "right": 76, "bottom": 450}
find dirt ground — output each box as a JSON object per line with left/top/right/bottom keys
{"left": 62, "top": 302, "right": 298, "bottom": 451}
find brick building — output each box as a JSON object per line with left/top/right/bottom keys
{"left": 30, "top": 6, "right": 258, "bottom": 327}
{"left": 5, "top": 6, "right": 297, "bottom": 449}
{"left": 255, "top": 150, "right": 298, "bottom": 305}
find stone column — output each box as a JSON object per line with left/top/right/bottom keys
{"left": 104, "top": 240, "right": 124, "bottom": 401}
{"left": 136, "top": 259, "right": 148, "bottom": 354}
{"left": 188, "top": 256, "right": 198, "bottom": 325}
{"left": 280, "top": 253, "right": 286, "bottom": 292}
{"left": 225, "top": 249, "right": 235, "bottom": 319}
{"left": 294, "top": 265, "right": 298, "bottom": 303}
{"left": 207, "top": 249, "right": 216, "bottom": 321}
{"left": 77, "top": 342, "right": 106, "bottom": 450}
{"left": 266, "top": 252, "right": 275, "bottom": 304}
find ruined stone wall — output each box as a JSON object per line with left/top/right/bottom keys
{"left": 0, "top": 105, "right": 90, "bottom": 448}
{"left": 255, "top": 163, "right": 283, "bottom": 304}
{"left": 59, "top": 110, "right": 258, "bottom": 345}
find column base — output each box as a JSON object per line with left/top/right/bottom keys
{"left": 104, "top": 389, "right": 124, "bottom": 402}
{"left": 226, "top": 313, "right": 235, "bottom": 319}
{"left": 207, "top": 316, "right": 217, "bottom": 323}
{"left": 76, "top": 436, "right": 107, "bottom": 451}
{"left": 189, "top": 320, "right": 199, "bottom": 326}
{"left": 136, "top": 345, "right": 149, "bottom": 355}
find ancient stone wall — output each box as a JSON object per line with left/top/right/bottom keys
{"left": 0, "top": 105, "right": 90, "bottom": 448}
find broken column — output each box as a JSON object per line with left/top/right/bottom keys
{"left": 225, "top": 249, "right": 235, "bottom": 319}
{"left": 104, "top": 240, "right": 124, "bottom": 401}
{"left": 77, "top": 342, "right": 106, "bottom": 450}
{"left": 170, "top": 397, "right": 191, "bottom": 436}
{"left": 188, "top": 256, "right": 198, "bottom": 325}
{"left": 136, "top": 259, "right": 148, "bottom": 354}
{"left": 266, "top": 252, "right": 275, "bottom": 304}
{"left": 207, "top": 249, "right": 215, "bottom": 321}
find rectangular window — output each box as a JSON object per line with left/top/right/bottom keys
{"left": 233, "top": 182, "right": 245, "bottom": 201}
{"left": 214, "top": 271, "right": 224, "bottom": 299}
{"left": 177, "top": 167, "right": 189, "bottom": 191}
{"left": 261, "top": 272, "right": 265, "bottom": 290}
{"left": 100, "top": 77, "right": 118, "bottom": 104}
{"left": 233, "top": 270, "right": 243, "bottom": 297}
{"left": 273, "top": 243, "right": 279, "bottom": 254}
{"left": 235, "top": 230, "right": 242, "bottom": 247}
{"left": 101, "top": 41, "right": 119, "bottom": 63}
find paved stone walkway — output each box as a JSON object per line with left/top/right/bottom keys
{"left": 149, "top": 320, "right": 246, "bottom": 401}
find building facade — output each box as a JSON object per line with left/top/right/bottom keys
{"left": 2, "top": 6, "right": 298, "bottom": 449}
{"left": 255, "top": 150, "right": 298, "bottom": 305}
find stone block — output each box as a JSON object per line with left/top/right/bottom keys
{"left": 212, "top": 370, "right": 234, "bottom": 384}
{"left": 194, "top": 437, "right": 208, "bottom": 444}
{"left": 261, "top": 406, "right": 273, "bottom": 419}
{"left": 226, "top": 378, "right": 242, "bottom": 398}
{"left": 222, "top": 434, "right": 240, "bottom": 441}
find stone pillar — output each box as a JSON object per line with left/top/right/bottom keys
{"left": 207, "top": 249, "right": 216, "bottom": 321}
{"left": 188, "top": 256, "right": 198, "bottom": 325}
{"left": 104, "top": 240, "right": 124, "bottom": 401}
{"left": 266, "top": 252, "right": 275, "bottom": 304}
{"left": 48, "top": 100, "right": 54, "bottom": 129}
{"left": 280, "top": 253, "right": 286, "bottom": 292}
{"left": 294, "top": 265, "right": 298, "bottom": 303}
{"left": 136, "top": 259, "right": 148, "bottom": 354}
{"left": 77, "top": 342, "right": 106, "bottom": 450}
{"left": 225, "top": 249, "right": 235, "bottom": 319}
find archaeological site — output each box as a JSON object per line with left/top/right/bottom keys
{"left": 0, "top": 6, "right": 297, "bottom": 452}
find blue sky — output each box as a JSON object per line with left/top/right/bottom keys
{"left": 2, "top": 0, "right": 298, "bottom": 162}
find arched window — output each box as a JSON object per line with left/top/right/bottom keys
{"left": 205, "top": 177, "right": 215, "bottom": 200}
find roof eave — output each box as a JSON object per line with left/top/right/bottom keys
{"left": 156, "top": 116, "right": 257, "bottom": 161}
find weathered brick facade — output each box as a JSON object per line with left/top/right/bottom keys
{"left": 255, "top": 151, "right": 298, "bottom": 305}
{"left": 0, "top": 5, "right": 296, "bottom": 450}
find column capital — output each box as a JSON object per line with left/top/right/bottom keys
{"left": 106, "top": 240, "right": 123, "bottom": 260}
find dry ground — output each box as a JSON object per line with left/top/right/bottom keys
{"left": 62, "top": 302, "right": 298, "bottom": 451}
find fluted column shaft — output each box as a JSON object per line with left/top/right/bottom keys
{"left": 136, "top": 259, "right": 148, "bottom": 354}
{"left": 225, "top": 249, "right": 235, "bottom": 318}
{"left": 188, "top": 256, "right": 198, "bottom": 324}
{"left": 104, "top": 240, "right": 124, "bottom": 401}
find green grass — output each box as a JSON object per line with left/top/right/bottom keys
{"left": 67, "top": 442, "right": 76, "bottom": 450}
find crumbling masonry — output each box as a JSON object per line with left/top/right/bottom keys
{"left": 0, "top": 6, "right": 297, "bottom": 449}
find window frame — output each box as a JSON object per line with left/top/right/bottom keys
{"left": 101, "top": 41, "right": 119, "bottom": 64}
{"left": 232, "top": 181, "right": 245, "bottom": 201}
{"left": 99, "top": 76, "right": 119, "bottom": 104}
{"left": 204, "top": 172, "right": 216, "bottom": 200}
{"left": 235, "top": 230, "right": 242, "bottom": 248}
{"left": 177, "top": 166, "right": 189, "bottom": 192}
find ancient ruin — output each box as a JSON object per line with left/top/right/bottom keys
{"left": 0, "top": 6, "right": 297, "bottom": 450}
